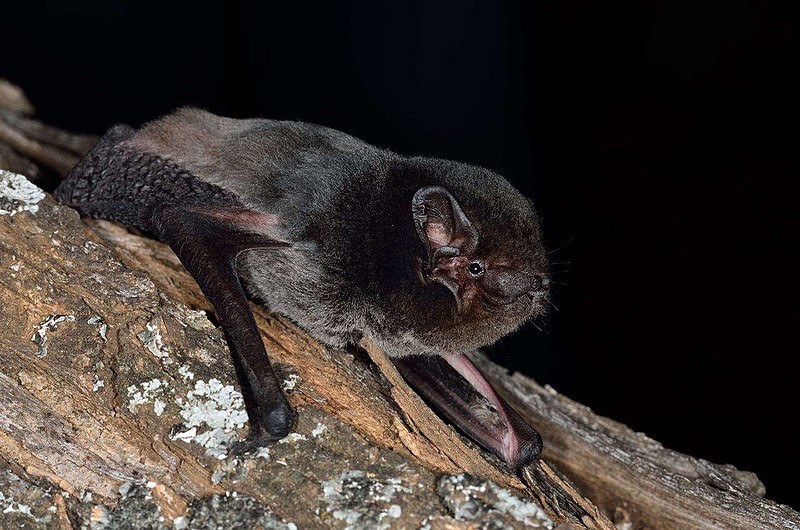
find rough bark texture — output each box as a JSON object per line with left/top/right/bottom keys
{"left": 1, "top": 81, "right": 799, "bottom": 529}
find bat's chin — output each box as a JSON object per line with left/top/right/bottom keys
{"left": 481, "top": 284, "right": 548, "bottom": 315}
{"left": 419, "top": 316, "right": 528, "bottom": 356}
{"left": 453, "top": 295, "right": 546, "bottom": 346}
{"left": 487, "top": 297, "right": 541, "bottom": 320}
{"left": 375, "top": 282, "right": 547, "bottom": 357}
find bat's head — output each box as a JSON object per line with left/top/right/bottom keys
{"left": 374, "top": 159, "right": 549, "bottom": 357}
{"left": 368, "top": 160, "right": 549, "bottom": 467}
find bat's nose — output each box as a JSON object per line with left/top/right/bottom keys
{"left": 484, "top": 269, "right": 539, "bottom": 304}
{"left": 529, "top": 274, "right": 547, "bottom": 292}
{"left": 525, "top": 276, "right": 548, "bottom": 304}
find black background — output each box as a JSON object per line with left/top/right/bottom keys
{"left": 3, "top": 1, "right": 797, "bottom": 508}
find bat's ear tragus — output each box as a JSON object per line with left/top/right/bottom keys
{"left": 430, "top": 245, "right": 460, "bottom": 269}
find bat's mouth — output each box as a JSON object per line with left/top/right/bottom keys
{"left": 393, "top": 353, "right": 542, "bottom": 468}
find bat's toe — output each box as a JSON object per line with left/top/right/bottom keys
{"left": 229, "top": 400, "right": 297, "bottom": 456}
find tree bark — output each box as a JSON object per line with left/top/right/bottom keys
{"left": 1, "top": 82, "right": 798, "bottom": 529}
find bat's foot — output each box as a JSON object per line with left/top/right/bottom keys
{"left": 229, "top": 402, "right": 297, "bottom": 456}
{"left": 264, "top": 402, "right": 296, "bottom": 438}
{"left": 229, "top": 436, "right": 273, "bottom": 456}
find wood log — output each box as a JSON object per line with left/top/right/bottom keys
{"left": 1, "top": 82, "right": 798, "bottom": 528}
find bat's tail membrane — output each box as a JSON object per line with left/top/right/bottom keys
{"left": 53, "top": 124, "right": 136, "bottom": 208}
{"left": 54, "top": 123, "right": 242, "bottom": 231}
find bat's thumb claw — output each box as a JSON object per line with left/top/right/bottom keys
{"left": 228, "top": 437, "right": 262, "bottom": 456}
{"left": 506, "top": 425, "right": 543, "bottom": 468}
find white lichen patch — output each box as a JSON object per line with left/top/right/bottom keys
{"left": 438, "top": 474, "right": 553, "bottom": 528}
{"left": 92, "top": 377, "right": 105, "bottom": 392}
{"left": 311, "top": 422, "right": 327, "bottom": 438}
{"left": 171, "top": 428, "right": 198, "bottom": 442}
{"left": 178, "top": 365, "right": 195, "bottom": 381}
{"left": 183, "top": 308, "right": 215, "bottom": 331}
{"left": 493, "top": 485, "right": 553, "bottom": 527}
{"left": 127, "top": 378, "right": 169, "bottom": 414}
{"left": 321, "top": 470, "right": 412, "bottom": 530}
{"left": 0, "top": 469, "right": 55, "bottom": 525}
{"left": 278, "top": 433, "right": 307, "bottom": 444}
{"left": 87, "top": 315, "right": 108, "bottom": 341}
{"left": 170, "top": 378, "right": 249, "bottom": 458}
{"left": 210, "top": 458, "right": 242, "bottom": 484}
{"left": 0, "top": 490, "right": 48, "bottom": 524}
{"left": 30, "top": 314, "right": 76, "bottom": 357}
{"left": 137, "top": 321, "right": 171, "bottom": 364}
{"left": 282, "top": 374, "right": 301, "bottom": 391}
{"left": 117, "top": 482, "right": 132, "bottom": 498}
{"left": 0, "top": 170, "right": 45, "bottom": 216}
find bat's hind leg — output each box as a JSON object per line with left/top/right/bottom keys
{"left": 151, "top": 205, "right": 296, "bottom": 451}
{"left": 56, "top": 126, "right": 297, "bottom": 451}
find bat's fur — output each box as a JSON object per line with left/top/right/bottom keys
{"left": 121, "top": 108, "right": 548, "bottom": 357}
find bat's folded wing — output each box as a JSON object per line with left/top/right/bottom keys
{"left": 393, "top": 353, "right": 542, "bottom": 468}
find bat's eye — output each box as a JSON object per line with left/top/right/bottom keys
{"left": 467, "top": 261, "right": 485, "bottom": 278}
{"left": 530, "top": 275, "right": 543, "bottom": 291}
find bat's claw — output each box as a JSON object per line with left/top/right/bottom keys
{"left": 229, "top": 436, "right": 273, "bottom": 456}
{"left": 230, "top": 402, "right": 297, "bottom": 456}
{"left": 229, "top": 430, "right": 289, "bottom": 456}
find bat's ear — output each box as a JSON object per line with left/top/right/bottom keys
{"left": 412, "top": 186, "right": 479, "bottom": 258}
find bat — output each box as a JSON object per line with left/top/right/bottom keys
{"left": 54, "top": 108, "right": 549, "bottom": 467}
